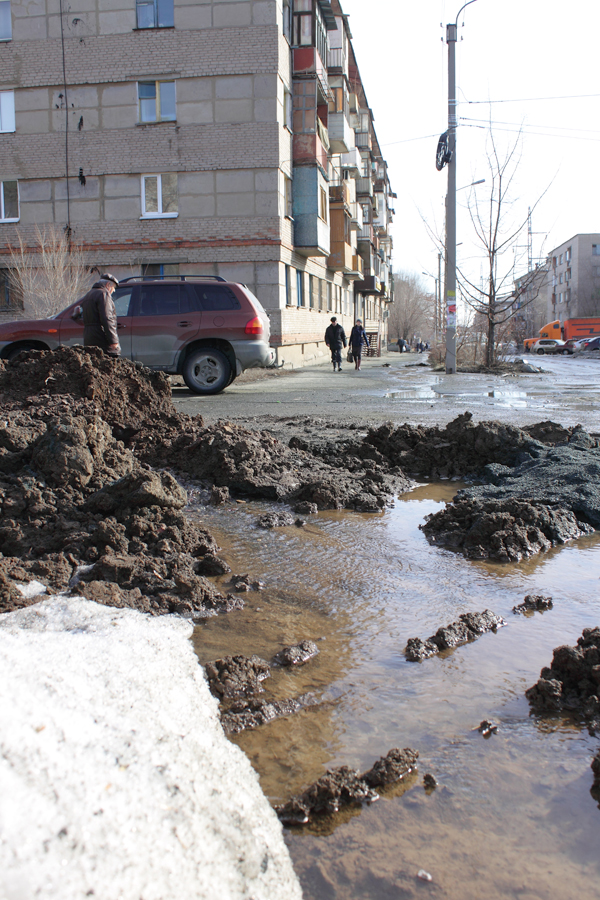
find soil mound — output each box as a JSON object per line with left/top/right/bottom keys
{"left": 526, "top": 627, "right": 600, "bottom": 733}
{"left": 421, "top": 497, "right": 593, "bottom": 561}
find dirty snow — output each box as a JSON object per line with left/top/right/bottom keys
{"left": 0, "top": 596, "right": 302, "bottom": 900}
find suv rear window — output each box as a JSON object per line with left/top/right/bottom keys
{"left": 191, "top": 285, "right": 240, "bottom": 311}
{"left": 134, "top": 284, "right": 190, "bottom": 316}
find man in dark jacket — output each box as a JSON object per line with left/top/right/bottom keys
{"left": 324, "top": 316, "right": 347, "bottom": 372}
{"left": 80, "top": 273, "right": 121, "bottom": 356}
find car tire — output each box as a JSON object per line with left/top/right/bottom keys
{"left": 562, "top": 349, "right": 570, "bottom": 355}
{"left": 182, "top": 347, "right": 232, "bottom": 395}
{"left": 6, "top": 342, "right": 39, "bottom": 362}
{"left": 536, "top": 349, "right": 545, "bottom": 355}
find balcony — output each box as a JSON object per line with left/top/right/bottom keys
{"left": 327, "top": 110, "right": 355, "bottom": 153}
{"left": 328, "top": 240, "right": 354, "bottom": 273}
{"left": 293, "top": 47, "right": 330, "bottom": 100}
{"left": 329, "top": 180, "right": 351, "bottom": 208}
{"left": 354, "top": 275, "right": 383, "bottom": 296}
{"left": 356, "top": 176, "right": 373, "bottom": 196}
{"left": 340, "top": 146, "right": 361, "bottom": 175}
{"left": 350, "top": 201, "right": 363, "bottom": 231}
{"left": 358, "top": 222, "right": 374, "bottom": 244}
{"left": 355, "top": 132, "right": 372, "bottom": 150}
{"left": 292, "top": 165, "right": 331, "bottom": 258}
{"left": 327, "top": 46, "right": 347, "bottom": 74}
{"left": 351, "top": 254, "right": 364, "bottom": 277}
{"left": 293, "top": 132, "right": 328, "bottom": 173}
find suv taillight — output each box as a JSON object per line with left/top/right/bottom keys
{"left": 245, "top": 316, "right": 263, "bottom": 335}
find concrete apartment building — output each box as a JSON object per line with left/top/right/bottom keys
{"left": 0, "top": 0, "right": 394, "bottom": 366}
{"left": 545, "top": 234, "right": 600, "bottom": 323}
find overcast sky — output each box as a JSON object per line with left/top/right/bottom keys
{"left": 341, "top": 0, "right": 600, "bottom": 294}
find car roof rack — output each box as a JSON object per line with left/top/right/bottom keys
{"left": 119, "top": 275, "right": 227, "bottom": 283}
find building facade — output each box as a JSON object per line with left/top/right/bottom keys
{"left": 0, "top": 0, "right": 394, "bottom": 365}
{"left": 545, "top": 234, "right": 600, "bottom": 323}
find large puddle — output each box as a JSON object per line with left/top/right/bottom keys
{"left": 189, "top": 484, "right": 600, "bottom": 900}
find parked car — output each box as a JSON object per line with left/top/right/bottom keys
{"left": 0, "top": 276, "right": 276, "bottom": 394}
{"left": 581, "top": 336, "right": 600, "bottom": 352}
{"left": 563, "top": 338, "right": 592, "bottom": 354}
{"left": 530, "top": 338, "right": 568, "bottom": 355}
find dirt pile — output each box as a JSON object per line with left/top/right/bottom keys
{"left": 221, "top": 694, "right": 319, "bottom": 735}
{"left": 0, "top": 348, "right": 234, "bottom": 617}
{"left": 405, "top": 610, "right": 506, "bottom": 661}
{"left": 526, "top": 627, "right": 600, "bottom": 734}
{"left": 273, "top": 640, "right": 319, "bottom": 667}
{"left": 172, "top": 421, "right": 409, "bottom": 511}
{"left": 512, "top": 594, "right": 553, "bottom": 615}
{"left": 205, "top": 655, "right": 271, "bottom": 700}
{"left": 275, "top": 748, "right": 419, "bottom": 825}
{"left": 421, "top": 497, "right": 594, "bottom": 562}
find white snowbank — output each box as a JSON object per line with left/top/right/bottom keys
{"left": 0, "top": 597, "right": 302, "bottom": 900}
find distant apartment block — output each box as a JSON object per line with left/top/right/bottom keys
{"left": 546, "top": 234, "right": 600, "bottom": 322}
{"left": 0, "top": 0, "right": 395, "bottom": 365}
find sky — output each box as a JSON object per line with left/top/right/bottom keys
{"left": 340, "top": 0, "right": 600, "bottom": 296}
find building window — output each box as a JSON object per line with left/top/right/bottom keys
{"left": 0, "top": 1, "right": 11, "bottom": 40}
{"left": 296, "top": 269, "right": 304, "bottom": 307}
{"left": 292, "top": 0, "right": 312, "bottom": 46}
{"left": 285, "top": 265, "right": 292, "bottom": 305}
{"left": 138, "top": 81, "right": 176, "bottom": 123}
{"left": 327, "top": 280, "right": 332, "bottom": 311}
{"left": 142, "top": 263, "right": 180, "bottom": 278}
{"left": 284, "top": 88, "right": 293, "bottom": 131}
{"left": 319, "top": 186, "right": 328, "bottom": 222}
{"left": 283, "top": 0, "right": 291, "bottom": 41}
{"left": 141, "top": 173, "right": 178, "bottom": 217}
{"left": 565, "top": 246, "right": 571, "bottom": 262}
{"left": 559, "top": 274, "right": 562, "bottom": 284}
{"left": 593, "top": 245, "right": 600, "bottom": 256}
{"left": 0, "top": 180, "right": 18, "bottom": 221}
{"left": 284, "top": 175, "right": 293, "bottom": 218}
{"left": 136, "top": 0, "right": 174, "bottom": 28}
{"left": 0, "top": 90, "right": 15, "bottom": 132}
{"left": 309, "top": 274, "right": 315, "bottom": 309}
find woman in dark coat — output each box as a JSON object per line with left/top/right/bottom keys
{"left": 349, "top": 319, "right": 369, "bottom": 370}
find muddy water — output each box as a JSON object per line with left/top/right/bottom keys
{"left": 189, "top": 486, "right": 600, "bottom": 900}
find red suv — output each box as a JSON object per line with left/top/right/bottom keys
{"left": 0, "top": 276, "right": 276, "bottom": 394}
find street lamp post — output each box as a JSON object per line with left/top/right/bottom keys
{"left": 421, "top": 270, "right": 439, "bottom": 341}
{"left": 444, "top": 0, "right": 479, "bottom": 374}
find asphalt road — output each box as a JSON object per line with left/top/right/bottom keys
{"left": 171, "top": 352, "right": 600, "bottom": 431}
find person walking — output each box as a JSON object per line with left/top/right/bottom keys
{"left": 324, "top": 316, "right": 347, "bottom": 372}
{"left": 79, "top": 273, "right": 121, "bottom": 357}
{"left": 349, "top": 318, "right": 369, "bottom": 370}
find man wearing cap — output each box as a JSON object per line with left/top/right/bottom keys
{"left": 324, "top": 316, "right": 347, "bottom": 373}
{"left": 79, "top": 273, "right": 121, "bottom": 357}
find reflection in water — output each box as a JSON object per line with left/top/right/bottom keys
{"left": 189, "top": 487, "right": 600, "bottom": 900}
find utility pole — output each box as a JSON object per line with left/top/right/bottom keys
{"left": 444, "top": 0, "right": 479, "bottom": 374}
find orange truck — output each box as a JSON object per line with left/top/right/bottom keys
{"left": 524, "top": 318, "right": 600, "bottom": 350}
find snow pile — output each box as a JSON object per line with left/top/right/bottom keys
{"left": 0, "top": 597, "right": 302, "bottom": 900}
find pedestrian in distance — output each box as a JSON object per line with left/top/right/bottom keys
{"left": 78, "top": 273, "right": 121, "bottom": 357}
{"left": 349, "top": 318, "right": 369, "bottom": 370}
{"left": 324, "top": 316, "right": 347, "bottom": 372}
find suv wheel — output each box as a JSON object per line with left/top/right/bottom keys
{"left": 536, "top": 348, "right": 545, "bottom": 355}
{"left": 182, "top": 347, "right": 232, "bottom": 395}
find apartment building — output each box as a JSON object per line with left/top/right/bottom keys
{"left": 0, "top": 0, "right": 394, "bottom": 365}
{"left": 546, "top": 234, "right": 600, "bottom": 322}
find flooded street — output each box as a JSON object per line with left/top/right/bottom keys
{"left": 190, "top": 484, "right": 600, "bottom": 900}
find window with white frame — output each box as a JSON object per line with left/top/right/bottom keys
{"left": 136, "top": 0, "right": 174, "bottom": 28}
{"left": 0, "top": 1, "right": 10, "bottom": 40}
{"left": 138, "top": 81, "right": 176, "bottom": 122}
{"left": 284, "top": 88, "right": 293, "bottom": 130}
{"left": 319, "top": 186, "right": 328, "bottom": 222}
{"left": 0, "top": 91, "right": 15, "bottom": 132}
{"left": 593, "top": 244, "right": 600, "bottom": 256}
{"left": 282, "top": 0, "right": 291, "bottom": 41}
{"left": 0, "top": 180, "right": 18, "bottom": 221}
{"left": 141, "top": 173, "right": 178, "bottom": 217}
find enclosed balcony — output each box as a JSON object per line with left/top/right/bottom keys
{"left": 340, "top": 146, "right": 361, "bottom": 175}
{"left": 350, "top": 201, "right": 363, "bottom": 231}
{"left": 293, "top": 166, "right": 330, "bottom": 258}
{"left": 355, "top": 132, "right": 372, "bottom": 150}
{"left": 328, "top": 110, "right": 354, "bottom": 153}
{"left": 358, "top": 222, "right": 374, "bottom": 244}
{"left": 356, "top": 176, "right": 373, "bottom": 197}
{"left": 351, "top": 254, "right": 364, "bottom": 277}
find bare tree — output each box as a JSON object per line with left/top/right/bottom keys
{"left": 458, "top": 130, "right": 549, "bottom": 366}
{"left": 388, "top": 271, "right": 434, "bottom": 343}
{"left": 8, "top": 225, "right": 90, "bottom": 319}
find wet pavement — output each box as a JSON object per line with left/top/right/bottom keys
{"left": 172, "top": 353, "right": 600, "bottom": 432}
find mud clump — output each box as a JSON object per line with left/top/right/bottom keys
{"left": 513, "top": 594, "right": 553, "bottom": 615}
{"left": 256, "top": 512, "right": 299, "bottom": 529}
{"left": 205, "top": 655, "right": 271, "bottom": 700}
{"left": 405, "top": 610, "right": 506, "bottom": 661}
{"left": 526, "top": 627, "right": 600, "bottom": 733}
{"left": 421, "top": 497, "right": 593, "bottom": 562}
{"left": 273, "top": 640, "right": 319, "bottom": 667}
{"left": 275, "top": 748, "right": 419, "bottom": 825}
{"left": 220, "top": 693, "right": 319, "bottom": 735}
